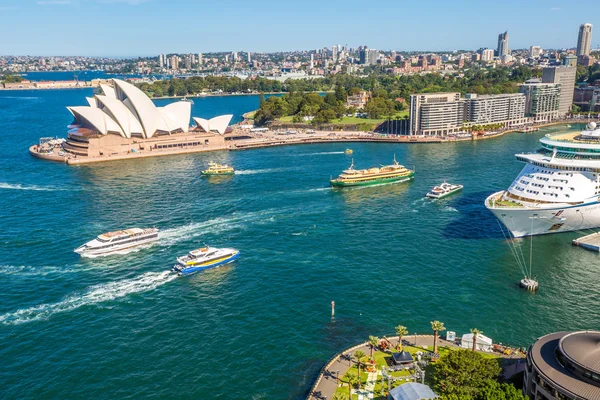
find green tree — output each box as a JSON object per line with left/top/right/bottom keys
{"left": 368, "top": 336, "right": 379, "bottom": 359}
{"left": 335, "top": 84, "right": 347, "bottom": 102}
{"left": 431, "top": 321, "right": 446, "bottom": 354}
{"left": 395, "top": 325, "right": 408, "bottom": 350}
{"left": 434, "top": 349, "right": 501, "bottom": 398}
{"left": 470, "top": 328, "right": 482, "bottom": 352}
{"left": 475, "top": 380, "right": 527, "bottom": 400}
{"left": 168, "top": 80, "right": 175, "bottom": 97}
{"left": 342, "top": 371, "right": 358, "bottom": 400}
{"left": 354, "top": 350, "right": 366, "bottom": 389}
{"left": 259, "top": 92, "right": 265, "bottom": 107}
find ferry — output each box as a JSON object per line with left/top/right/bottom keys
{"left": 330, "top": 156, "right": 414, "bottom": 188}
{"left": 173, "top": 246, "right": 240, "bottom": 276}
{"left": 426, "top": 182, "right": 463, "bottom": 199}
{"left": 486, "top": 122, "right": 600, "bottom": 237}
{"left": 74, "top": 228, "right": 159, "bottom": 256}
{"left": 201, "top": 162, "right": 235, "bottom": 176}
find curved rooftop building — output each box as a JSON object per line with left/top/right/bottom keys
{"left": 524, "top": 331, "right": 600, "bottom": 400}
{"left": 58, "top": 79, "right": 231, "bottom": 161}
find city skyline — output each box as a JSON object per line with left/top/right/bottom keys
{"left": 0, "top": 0, "right": 598, "bottom": 56}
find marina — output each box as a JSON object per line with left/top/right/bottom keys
{"left": 1, "top": 88, "right": 600, "bottom": 399}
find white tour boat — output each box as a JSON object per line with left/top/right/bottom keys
{"left": 486, "top": 122, "right": 600, "bottom": 237}
{"left": 173, "top": 245, "right": 239, "bottom": 276}
{"left": 74, "top": 228, "right": 159, "bottom": 256}
{"left": 426, "top": 182, "right": 463, "bottom": 199}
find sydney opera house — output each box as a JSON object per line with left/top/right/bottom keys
{"left": 31, "top": 79, "right": 233, "bottom": 164}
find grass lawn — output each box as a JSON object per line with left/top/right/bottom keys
{"left": 278, "top": 111, "right": 409, "bottom": 125}
{"left": 333, "top": 344, "right": 504, "bottom": 400}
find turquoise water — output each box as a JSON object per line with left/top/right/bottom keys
{"left": 1, "top": 90, "right": 599, "bottom": 399}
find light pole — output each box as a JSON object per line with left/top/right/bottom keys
{"left": 414, "top": 332, "right": 417, "bottom": 346}
{"left": 336, "top": 370, "right": 340, "bottom": 385}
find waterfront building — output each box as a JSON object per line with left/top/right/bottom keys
{"left": 464, "top": 93, "right": 527, "bottom": 127}
{"left": 59, "top": 79, "right": 230, "bottom": 159}
{"left": 409, "top": 92, "right": 464, "bottom": 136}
{"left": 576, "top": 23, "right": 593, "bottom": 57}
{"left": 529, "top": 46, "right": 542, "bottom": 58}
{"left": 523, "top": 331, "right": 600, "bottom": 399}
{"left": 519, "top": 81, "right": 561, "bottom": 122}
{"left": 542, "top": 66, "right": 576, "bottom": 116}
{"left": 497, "top": 31, "right": 509, "bottom": 57}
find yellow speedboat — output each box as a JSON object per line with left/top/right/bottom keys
{"left": 345, "top": 149, "right": 353, "bottom": 155}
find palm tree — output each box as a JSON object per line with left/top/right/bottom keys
{"left": 430, "top": 320, "right": 446, "bottom": 354}
{"left": 368, "top": 335, "right": 379, "bottom": 359}
{"left": 470, "top": 328, "right": 482, "bottom": 352}
{"left": 354, "top": 350, "right": 366, "bottom": 389}
{"left": 332, "top": 392, "right": 346, "bottom": 400}
{"left": 343, "top": 372, "right": 358, "bottom": 400}
{"left": 395, "top": 325, "right": 408, "bottom": 350}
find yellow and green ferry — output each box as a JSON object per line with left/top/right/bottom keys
{"left": 201, "top": 162, "right": 235, "bottom": 176}
{"left": 330, "top": 156, "right": 414, "bottom": 188}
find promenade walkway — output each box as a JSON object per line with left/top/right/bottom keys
{"left": 307, "top": 335, "right": 524, "bottom": 400}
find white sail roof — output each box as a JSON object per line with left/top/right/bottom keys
{"left": 95, "top": 95, "right": 144, "bottom": 138}
{"left": 193, "top": 114, "right": 233, "bottom": 135}
{"left": 66, "top": 78, "right": 229, "bottom": 139}
{"left": 68, "top": 106, "right": 124, "bottom": 136}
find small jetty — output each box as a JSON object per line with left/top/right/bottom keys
{"left": 572, "top": 232, "right": 600, "bottom": 252}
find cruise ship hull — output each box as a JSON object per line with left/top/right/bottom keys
{"left": 486, "top": 192, "right": 600, "bottom": 237}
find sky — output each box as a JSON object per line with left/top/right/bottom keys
{"left": 0, "top": 0, "right": 598, "bottom": 56}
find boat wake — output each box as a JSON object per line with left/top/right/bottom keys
{"left": 305, "top": 151, "right": 345, "bottom": 155}
{"left": 235, "top": 167, "right": 296, "bottom": 175}
{"left": 0, "top": 264, "right": 81, "bottom": 277}
{"left": 443, "top": 206, "right": 459, "bottom": 213}
{"left": 0, "top": 271, "right": 177, "bottom": 325}
{"left": 0, "top": 182, "right": 67, "bottom": 192}
{"left": 159, "top": 209, "right": 281, "bottom": 246}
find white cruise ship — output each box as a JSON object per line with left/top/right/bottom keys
{"left": 74, "top": 228, "right": 159, "bottom": 256}
{"left": 486, "top": 122, "right": 600, "bottom": 237}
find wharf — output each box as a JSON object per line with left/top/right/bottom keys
{"left": 572, "top": 232, "right": 600, "bottom": 252}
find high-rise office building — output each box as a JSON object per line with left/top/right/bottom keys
{"left": 542, "top": 66, "right": 576, "bottom": 116}
{"left": 159, "top": 54, "right": 165, "bottom": 68}
{"left": 332, "top": 45, "right": 338, "bottom": 62}
{"left": 529, "top": 46, "right": 542, "bottom": 58}
{"left": 577, "top": 23, "right": 593, "bottom": 56}
{"left": 497, "top": 31, "right": 509, "bottom": 57}
{"left": 247, "top": 52, "right": 251, "bottom": 63}
{"left": 309, "top": 54, "right": 314, "bottom": 69}
{"left": 197, "top": 53, "right": 203, "bottom": 65}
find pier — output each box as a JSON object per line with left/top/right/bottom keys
{"left": 572, "top": 232, "right": 600, "bottom": 252}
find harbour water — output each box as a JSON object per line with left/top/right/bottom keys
{"left": 1, "top": 89, "right": 599, "bottom": 399}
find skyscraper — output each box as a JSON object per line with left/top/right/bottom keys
{"left": 159, "top": 54, "right": 165, "bottom": 68}
{"left": 497, "top": 31, "right": 509, "bottom": 57}
{"left": 542, "top": 66, "right": 577, "bottom": 116}
{"left": 332, "top": 45, "right": 338, "bottom": 62}
{"left": 247, "top": 52, "right": 251, "bottom": 63}
{"left": 577, "top": 23, "right": 593, "bottom": 56}
{"left": 197, "top": 53, "right": 203, "bottom": 66}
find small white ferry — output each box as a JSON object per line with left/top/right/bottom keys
{"left": 173, "top": 246, "right": 239, "bottom": 276}
{"left": 426, "top": 182, "right": 463, "bottom": 199}
{"left": 74, "top": 228, "right": 159, "bottom": 256}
